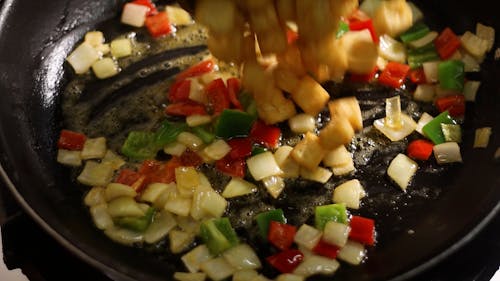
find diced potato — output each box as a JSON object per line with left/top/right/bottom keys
{"left": 274, "top": 146, "right": 300, "bottom": 178}
{"left": 222, "top": 178, "right": 257, "bottom": 198}
{"left": 323, "top": 145, "right": 351, "bottom": 167}
{"left": 190, "top": 183, "right": 214, "bottom": 220}
{"left": 144, "top": 210, "right": 177, "bottom": 244}
{"left": 373, "top": 0, "right": 413, "bottom": 37}
{"left": 328, "top": 97, "right": 363, "bottom": 132}
{"left": 200, "top": 190, "right": 227, "bottom": 218}
{"left": 294, "top": 224, "right": 322, "bottom": 250}
{"left": 81, "top": 137, "right": 107, "bottom": 159}
{"left": 121, "top": 3, "right": 149, "bottom": 27}
{"left": 222, "top": 243, "right": 262, "bottom": 270}
{"left": 332, "top": 179, "right": 366, "bottom": 209}
{"left": 276, "top": 44, "right": 306, "bottom": 77}
{"left": 166, "top": 5, "right": 193, "bottom": 26}
{"left": 203, "top": 140, "right": 231, "bottom": 160}
{"left": 262, "top": 176, "right": 286, "bottom": 198}
{"left": 181, "top": 245, "right": 213, "bottom": 273}
{"left": 275, "top": 274, "right": 305, "bottom": 281}
{"left": 291, "top": 75, "right": 330, "bottom": 116}
{"left": 85, "top": 31, "right": 105, "bottom": 47}
{"left": 288, "top": 114, "right": 316, "bottom": 134}
{"left": 291, "top": 132, "right": 326, "bottom": 171}
{"left": 92, "top": 58, "right": 119, "bottom": 79}
{"left": 77, "top": 161, "right": 114, "bottom": 187}
{"left": 169, "top": 229, "right": 195, "bottom": 254}
{"left": 195, "top": 0, "right": 238, "bottom": 34}
{"left": 463, "top": 81, "right": 481, "bottom": 102}
{"left": 57, "top": 149, "right": 82, "bottom": 166}
{"left": 164, "top": 142, "right": 187, "bottom": 157}
{"left": 110, "top": 38, "right": 132, "bottom": 58}
{"left": 95, "top": 43, "right": 110, "bottom": 55}
{"left": 387, "top": 153, "right": 418, "bottom": 191}
{"left": 173, "top": 272, "right": 206, "bottom": 281}
{"left": 273, "top": 66, "right": 300, "bottom": 94}
{"left": 476, "top": 23, "right": 495, "bottom": 51}
{"left": 152, "top": 183, "right": 177, "bottom": 209}
{"left": 66, "top": 42, "right": 100, "bottom": 74}
{"left": 247, "top": 151, "right": 283, "bottom": 181}
{"left": 101, "top": 150, "right": 125, "bottom": 170}
{"left": 200, "top": 257, "right": 236, "bottom": 281}
{"left": 232, "top": 269, "right": 259, "bottom": 281}
{"left": 474, "top": 127, "right": 492, "bottom": 148}
{"left": 341, "top": 30, "right": 379, "bottom": 74}
{"left": 84, "top": 186, "right": 106, "bottom": 206}
{"left": 104, "top": 226, "right": 144, "bottom": 245}
{"left": 90, "top": 203, "right": 114, "bottom": 230}
{"left": 104, "top": 183, "right": 137, "bottom": 202}
{"left": 107, "top": 197, "right": 145, "bottom": 218}
{"left": 319, "top": 117, "right": 355, "bottom": 149}
{"left": 331, "top": 160, "right": 356, "bottom": 176}
{"left": 300, "top": 166, "right": 332, "bottom": 184}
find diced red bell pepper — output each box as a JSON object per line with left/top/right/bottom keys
{"left": 131, "top": 0, "right": 157, "bottom": 16}
{"left": 250, "top": 120, "right": 281, "bottom": 149}
{"left": 434, "top": 94, "right": 465, "bottom": 117}
{"left": 266, "top": 249, "right": 304, "bottom": 273}
{"left": 407, "top": 139, "right": 434, "bottom": 161}
{"left": 144, "top": 12, "right": 172, "bottom": 38}
{"left": 139, "top": 158, "right": 181, "bottom": 186}
{"left": 168, "top": 79, "right": 191, "bottom": 102}
{"left": 206, "top": 78, "right": 230, "bottom": 115}
{"left": 268, "top": 221, "right": 297, "bottom": 251}
{"left": 286, "top": 28, "right": 299, "bottom": 45}
{"left": 378, "top": 62, "right": 410, "bottom": 88}
{"left": 227, "top": 138, "right": 253, "bottom": 159}
{"left": 350, "top": 66, "right": 378, "bottom": 83}
{"left": 349, "top": 215, "right": 376, "bottom": 246}
{"left": 408, "top": 68, "right": 427, "bottom": 84}
{"left": 175, "top": 59, "right": 215, "bottom": 82}
{"left": 57, "top": 130, "right": 87, "bottom": 150}
{"left": 312, "top": 240, "right": 340, "bottom": 259}
{"left": 179, "top": 150, "right": 204, "bottom": 167}
{"left": 226, "top": 77, "right": 243, "bottom": 110}
{"left": 215, "top": 156, "right": 246, "bottom": 178}
{"left": 434, "top": 28, "right": 461, "bottom": 60}
{"left": 165, "top": 101, "right": 207, "bottom": 116}
{"left": 115, "top": 169, "right": 142, "bottom": 186}
{"left": 348, "top": 9, "right": 378, "bottom": 43}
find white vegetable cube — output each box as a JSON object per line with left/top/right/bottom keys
{"left": 203, "top": 140, "right": 231, "bottom": 160}
{"left": 200, "top": 256, "right": 236, "bottom": 281}
{"left": 461, "top": 31, "right": 489, "bottom": 59}
{"left": 121, "top": 3, "right": 149, "bottom": 27}
{"left": 144, "top": 210, "right": 177, "bottom": 244}
{"left": 92, "top": 58, "right": 119, "bottom": 79}
{"left": 294, "top": 224, "right": 322, "bottom": 250}
{"left": 173, "top": 272, "right": 206, "bottom": 281}
{"left": 110, "top": 38, "right": 132, "bottom": 58}
{"left": 415, "top": 113, "right": 434, "bottom": 135}
{"left": 177, "top": 132, "right": 204, "bottom": 151}
{"left": 378, "top": 34, "right": 407, "bottom": 63}
{"left": 300, "top": 166, "right": 333, "bottom": 184}
{"left": 232, "top": 269, "right": 259, "bottom": 281}
{"left": 288, "top": 114, "right": 316, "bottom": 134}
{"left": 84, "top": 187, "right": 106, "bottom": 206}
{"left": 200, "top": 191, "right": 227, "bottom": 218}
{"left": 337, "top": 240, "right": 366, "bottom": 265}
{"left": 104, "top": 183, "right": 137, "bottom": 201}
{"left": 247, "top": 151, "right": 283, "bottom": 181}
{"left": 57, "top": 149, "right": 82, "bottom": 166}
{"left": 422, "top": 61, "right": 439, "bottom": 83}
{"left": 164, "top": 142, "right": 187, "bottom": 157}
{"left": 413, "top": 84, "right": 436, "bottom": 102}
{"left": 169, "top": 229, "right": 195, "bottom": 254}
{"left": 81, "top": 137, "right": 107, "bottom": 159}
{"left": 275, "top": 274, "right": 305, "bottom": 281}
{"left": 166, "top": 5, "right": 193, "bottom": 26}
{"left": 90, "top": 203, "right": 114, "bottom": 230}
{"left": 291, "top": 132, "right": 326, "bottom": 171}
{"left": 222, "top": 178, "right": 257, "bottom": 198}
{"left": 107, "top": 197, "right": 145, "bottom": 218}
{"left": 474, "top": 127, "right": 492, "bottom": 148}
{"left": 181, "top": 245, "right": 213, "bottom": 273}
{"left": 323, "top": 221, "right": 350, "bottom": 247}
{"left": 332, "top": 179, "right": 366, "bottom": 209}
{"left": 175, "top": 166, "right": 200, "bottom": 196}
{"left": 293, "top": 255, "right": 340, "bottom": 277}
{"left": 84, "top": 31, "right": 104, "bottom": 47}
{"left": 331, "top": 160, "right": 355, "bottom": 176}
{"left": 323, "top": 145, "right": 351, "bottom": 167}
{"left": 186, "top": 115, "right": 212, "bottom": 127}
{"left": 95, "top": 43, "right": 111, "bottom": 55}
{"left": 262, "top": 176, "right": 285, "bottom": 198}
{"left": 104, "top": 227, "right": 144, "bottom": 245}
{"left": 274, "top": 146, "right": 300, "bottom": 178}
{"left": 387, "top": 153, "right": 418, "bottom": 191}
{"left": 374, "top": 114, "right": 417, "bottom": 142}
{"left": 462, "top": 53, "right": 481, "bottom": 72}
{"left": 77, "top": 161, "right": 114, "bottom": 186}
{"left": 222, "top": 243, "right": 262, "bottom": 270}
{"left": 140, "top": 183, "right": 171, "bottom": 203}
{"left": 433, "top": 142, "right": 463, "bottom": 164}
{"left": 463, "top": 81, "right": 481, "bottom": 102}
{"left": 101, "top": 150, "right": 126, "bottom": 170}
{"left": 164, "top": 195, "right": 192, "bottom": 217}
{"left": 476, "top": 23, "right": 495, "bottom": 51}
{"left": 66, "top": 42, "right": 100, "bottom": 74}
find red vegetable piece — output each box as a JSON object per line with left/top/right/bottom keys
{"left": 179, "top": 150, "right": 204, "bottom": 167}
{"left": 145, "top": 11, "right": 173, "bottom": 38}
{"left": 175, "top": 59, "right": 215, "bottom": 82}
{"left": 57, "top": 130, "right": 87, "bottom": 150}
{"left": 226, "top": 77, "right": 243, "bottom": 110}
{"left": 268, "top": 221, "right": 297, "bottom": 251}
{"left": 250, "top": 120, "right": 281, "bottom": 149}
{"left": 266, "top": 249, "right": 304, "bottom": 273}
{"left": 407, "top": 139, "right": 434, "bottom": 161}
{"left": 312, "top": 240, "right": 340, "bottom": 259}
{"left": 378, "top": 62, "right": 410, "bottom": 88}
{"left": 131, "top": 0, "right": 157, "bottom": 16}
{"left": 434, "top": 94, "right": 465, "bottom": 117}
{"left": 115, "top": 169, "right": 142, "bottom": 186}
{"left": 165, "top": 101, "right": 207, "bottom": 116}
{"left": 227, "top": 138, "right": 253, "bottom": 159}
{"left": 168, "top": 79, "right": 191, "bottom": 103}
{"left": 434, "top": 28, "right": 461, "bottom": 59}
{"left": 215, "top": 156, "right": 246, "bottom": 178}
{"left": 349, "top": 215, "right": 376, "bottom": 246}
{"left": 206, "top": 78, "right": 230, "bottom": 115}
{"left": 139, "top": 158, "right": 181, "bottom": 185}
{"left": 286, "top": 28, "right": 299, "bottom": 45}
{"left": 350, "top": 66, "right": 378, "bottom": 83}
{"left": 408, "top": 68, "right": 427, "bottom": 84}
{"left": 348, "top": 10, "right": 378, "bottom": 43}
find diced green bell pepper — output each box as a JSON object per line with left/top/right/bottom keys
{"left": 215, "top": 109, "right": 257, "bottom": 139}
{"left": 315, "top": 203, "right": 348, "bottom": 230}
{"left": 200, "top": 217, "right": 239, "bottom": 256}
{"left": 192, "top": 126, "right": 215, "bottom": 144}
{"left": 422, "top": 111, "right": 456, "bottom": 144}
{"left": 336, "top": 20, "right": 349, "bottom": 38}
{"left": 400, "top": 22, "right": 430, "bottom": 43}
{"left": 121, "top": 131, "right": 158, "bottom": 160}
{"left": 115, "top": 207, "right": 156, "bottom": 232}
{"left": 238, "top": 92, "right": 258, "bottom": 118}
{"left": 154, "top": 120, "right": 187, "bottom": 147}
{"left": 407, "top": 43, "right": 440, "bottom": 69}
{"left": 256, "top": 209, "right": 286, "bottom": 239}
{"left": 251, "top": 146, "right": 268, "bottom": 156}
{"left": 438, "top": 60, "right": 465, "bottom": 92}
{"left": 441, "top": 123, "right": 462, "bottom": 143}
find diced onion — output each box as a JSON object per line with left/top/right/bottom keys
{"left": 191, "top": 184, "right": 213, "bottom": 220}
{"left": 473, "top": 127, "right": 492, "bottom": 148}
{"left": 461, "top": 31, "right": 489, "bottom": 59}
{"left": 177, "top": 132, "right": 204, "bottom": 151}
{"left": 152, "top": 184, "right": 177, "bottom": 209}
{"left": 66, "top": 42, "right": 100, "bottom": 74}
{"left": 80, "top": 137, "right": 107, "bottom": 160}
{"left": 422, "top": 61, "right": 439, "bottom": 83}
{"left": 463, "top": 81, "right": 481, "bottom": 102}
{"left": 121, "top": 3, "right": 149, "bottom": 27}
{"left": 164, "top": 196, "right": 192, "bottom": 217}
{"left": 104, "top": 226, "right": 144, "bottom": 245}
{"left": 322, "top": 146, "right": 351, "bottom": 168}
{"left": 77, "top": 161, "right": 114, "bottom": 186}
{"left": 294, "top": 224, "right": 322, "bottom": 251}
{"left": 176, "top": 166, "right": 200, "bottom": 196}
{"left": 107, "top": 197, "right": 145, "bottom": 218}
{"left": 413, "top": 84, "right": 436, "bottom": 102}
{"left": 222, "top": 243, "right": 262, "bottom": 270}
{"left": 385, "top": 96, "right": 402, "bottom": 128}
{"left": 203, "top": 139, "right": 231, "bottom": 160}
{"left": 262, "top": 176, "right": 286, "bottom": 198}
{"left": 57, "top": 149, "right": 82, "bottom": 166}
{"left": 274, "top": 146, "right": 300, "bottom": 178}
{"left": 90, "top": 203, "right": 114, "bottom": 230}
{"left": 415, "top": 112, "right": 434, "bottom": 135}
{"left": 144, "top": 210, "right": 177, "bottom": 244}
{"left": 408, "top": 31, "right": 438, "bottom": 49}
{"left": 337, "top": 240, "right": 366, "bottom": 265}
{"left": 200, "top": 190, "right": 227, "bottom": 218}
{"left": 169, "top": 229, "right": 195, "bottom": 254}
{"left": 300, "top": 166, "right": 333, "bottom": 184}
{"left": 461, "top": 53, "right": 481, "bottom": 72}
{"left": 433, "top": 142, "right": 463, "bottom": 164}
{"left": 188, "top": 78, "right": 208, "bottom": 104}
{"left": 275, "top": 274, "right": 305, "bottom": 281}
{"left": 176, "top": 216, "right": 201, "bottom": 234}
{"left": 476, "top": 23, "right": 495, "bottom": 51}
{"left": 332, "top": 179, "right": 366, "bottom": 209}
{"left": 166, "top": 5, "right": 194, "bottom": 26}
{"left": 247, "top": 151, "right": 283, "bottom": 181}
{"left": 186, "top": 115, "right": 212, "bottom": 127}
{"left": 101, "top": 150, "right": 126, "bottom": 170}
{"left": 222, "top": 177, "right": 257, "bottom": 198}
{"left": 494, "top": 147, "right": 500, "bottom": 161}
{"left": 288, "top": 114, "right": 316, "bottom": 134}
{"left": 104, "top": 183, "right": 137, "bottom": 201}
{"left": 232, "top": 269, "right": 259, "bottom": 281}
{"left": 164, "top": 142, "right": 187, "bottom": 157}
{"left": 379, "top": 34, "right": 407, "bottom": 63}
{"left": 374, "top": 114, "right": 417, "bottom": 142}
{"left": 322, "top": 221, "right": 350, "bottom": 247}
{"left": 387, "top": 153, "right": 418, "bottom": 191}
{"left": 408, "top": 1, "right": 423, "bottom": 23}
{"left": 84, "top": 31, "right": 104, "bottom": 47}
{"left": 292, "top": 255, "right": 340, "bottom": 277}
{"left": 84, "top": 187, "right": 106, "bottom": 207}
{"left": 110, "top": 38, "right": 132, "bottom": 58}
{"left": 181, "top": 245, "right": 213, "bottom": 273}
{"left": 92, "top": 58, "right": 119, "bottom": 79}
{"left": 331, "top": 160, "right": 356, "bottom": 176}
{"left": 95, "top": 43, "right": 110, "bottom": 55}
{"left": 173, "top": 272, "right": 206, "bottom": 281}
{"left": 200, "top": 257, "right": 236, "bottom": 281}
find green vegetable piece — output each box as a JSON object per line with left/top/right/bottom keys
{"left": 438, "top": 60, "right": 465, "bottom": 92}
{"left": 315, "top": 203, "right": 348, "bottom": 230}
{"left": 155, "top": 120, "right": 187, "bottom": 147}
{"left": 238, "top": 92, "right": 258, "bottom": 117}
{"left": 115, "top": 207, "right": 156, "bottom": 232}
{"left": 192, "top": 126, "right": 215, "bottom": 144}
{"left": 336, "top": 20, "right": 349, "bottom": 38}
{"left": 256, "top": 209, "right": 286, "bottom": 239}
{"left": 251, "top": 146, "right": 268, "bottom": 156}
{"left": 400, "top": 22, "right": 430, "bottom": 43}
{"left": 215, "top": 109, "right": 256, "bottom": 139}
{"left": 441, "top": 123, "right": 462, "bottom": 143}
{"left": 200, "top": 218, "right": 238, "bottom": 256}
{"left": 422, "top": 111, "right": 456, "bottom": 144}
{"left": 121, "top": 131, "right": 158, "bottom": 160}
{"left": 407, "top": 43, "right": 439, "bottom": 69}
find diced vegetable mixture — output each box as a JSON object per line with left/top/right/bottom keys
{"left": 59, "top": 0, "right": 496, "bottom": 280}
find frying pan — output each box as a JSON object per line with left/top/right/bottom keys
{"left": 0, "top": 0, "right": 499, "bottom": 280}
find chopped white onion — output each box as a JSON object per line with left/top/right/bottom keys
{"left": 110, "top": 38, "right": 132, "bottom": 58}
{"left": 415, "top": 112, "right": 434, "bottom": 135}
{"left": 188, "top": 78, "right": 208, "bottom": 104}
{"left": 175, "top": 166, "right": 200, "bottom": 196}
{"left": 337, "top": 240, "right": 366, "bottom": 265}
{"left": 140, "top": 183, "right": 170, "bottom": 203}
{"left": 275, "top": 274, "right": 305, "bottom": 281}
{"left": 77, "top": 161, "right": 114, "bottom": 187}
{"left": 322, "top": 221, "right": 350, "bottom": 247}
{"left": 66, "top": 42, "right": 100, "bottom": 74}
{"left": 300, "top": 166, "right": 333, "bottom": 184}
{"left": 413, "top": 84, "right": 436, "bottom": 102}
{"left": 164, "top": 142, "right": 187, "bottom": 157}
{"left": 408, "top": 31, "right": 438, "bottom": 49}
{"left": 422, "top": 61, "right": 439, "bottom": 83}
{"left": 90, "top": 203, "right": 114, "bottom": 230}
{"left": 294, "top": 224, "right": 323, "bottom": 251}
{"left": 379, "top": 34, "right": 407, "bottom": 63}
{"left": 463, "top": 81, "right": 481, "bottom": 102}
{"left": 199, "top": 190, "right": 228, "bottom": 218}
{"left": 473, "top": 127, "right": 492, "bottom": 148}
{"left": 222, "top": 177, "right": 257, "bottom": 198}
{"left": 387, "top": 153, "right": 418, "bottom": 191}
{"left": 292, "top": 255, "right": 340, "bottom": 277}
{"left": 476, "top": 23, "right": 495, "bottom": 51}
{"left": 462, "top": 53, "right": 481, "bottom": 72}
{"left": 323, "top": 145, "right": 351, "bottom": 167}
{"left": 144, "top": 210, "right": 177, "bottom": 244}
{"left": 173, "top": 272, "right": 206, "bottom": 281}
{"left": 84, "top": 31, "right": 104, "bottom": 47}
{"left": 104, "top": 226, "right": 144, "bottom": 245}
{"left": 101, "top": 150, "right": 126, "bottom": 170}
{"left": 177, "top": 132, "right": 204, "bottom": 151}
{"left": 121, "top": 3, "right": 149, "bottom": 27}
{"left": 92, "top": 58, "right": 119, "bottom": 79}
{"left": 232, "top": 270, "right": 259, "bottom": 281}
{"left": 433, "top": 142, "right": 463, "bottom": 164}
{"left": 274, "top": 146, "right": 300, "bottom": 178}
{"left": 166, "top": 5, "right": 194, "bottom": 26}
{"left": 165, "top": 195, "right": 192, "bottom": 217}
{"left": 169, "top": 229, "right": 195, "bottom": 254}
{"left": 104, "top": 183, "right": 137, "bottom": 201}
{"left": 247, "top": 151, "right": 283, "bottom": 181}
{"left": 331, "top": 160, "right": 356, "bottom": 176}
{"left": 374, "top": 113, "right": 417, "bottom": 142}
{"left": 461, "top": 31, "right": 489, "bottom": 59}
{"left": 57, "top": 149, "right": 82, "bottom": 166}
{"left": 186, "top": 114, "right": 212, "bottom": 127}
{"left": 203, "top": 139, "right": 231, "bottom": 160}
{"left": 222, "top": 243, "right": 262, "bottom": 270}
{"left": 200, "top": 257, "right": 236, "bottom": 281}
{"left": 288, "top": 113, "right": 316, "bottom": 134}
{"left": 84, "top": 187, "right": 106, "bottom": 206}
{"left": 181, "top": 245, "right": 213, "bottom": 273}
{"left": 107, "top": 197, "right": 145, "bottom": 218}
{"left": 332, "top": 179, "right": 366, "bottom": 209}
{"left": 80, "top": 137, "right": 107, "bottom": 160}
{"left": 262, "top": 176, "right": 286, "bottom": 198}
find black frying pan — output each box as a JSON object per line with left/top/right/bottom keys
{"left": 0, "top": 0, "right": 499, "bottom": 280}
